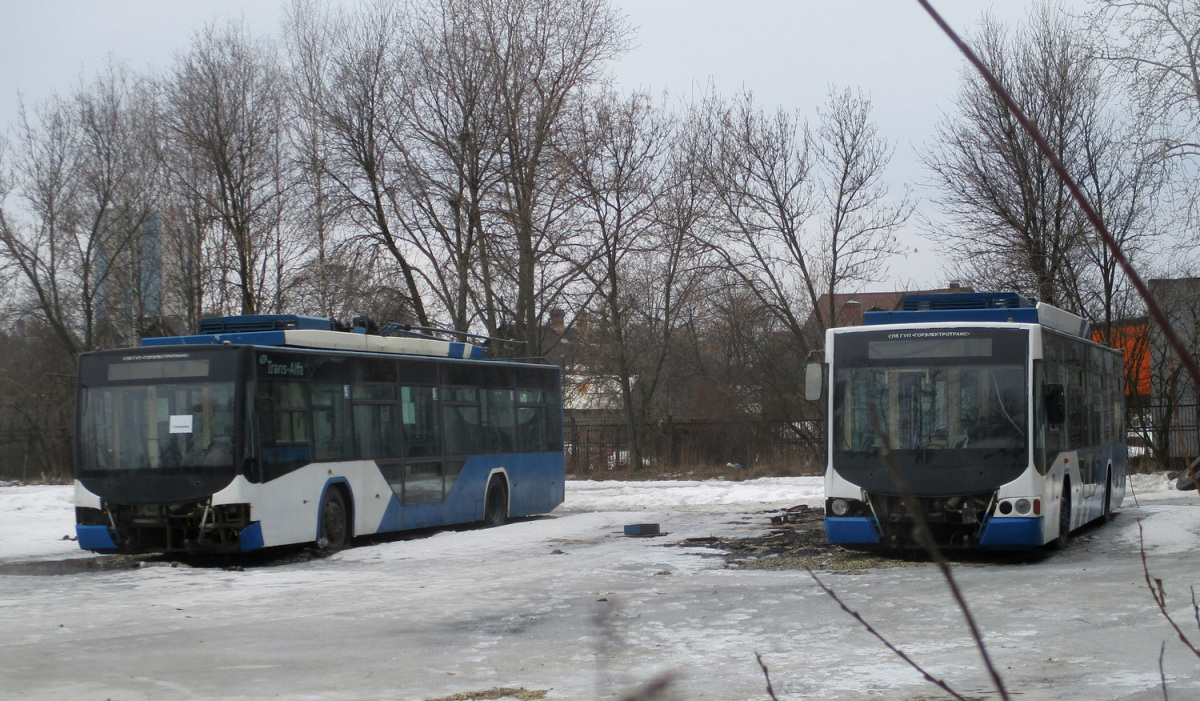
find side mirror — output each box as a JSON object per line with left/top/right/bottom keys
{"left": 804, "top": 362, "right": 824, "bottom": 402}
{"left": 1045, "top": 384, "right": 1065, "bottom": 425}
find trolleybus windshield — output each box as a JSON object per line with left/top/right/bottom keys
{"left": 77, "top": 351, "right": 238, "bottom": 475}
{"left": 831, "top": 327, "right": 1029, "bottom": 494}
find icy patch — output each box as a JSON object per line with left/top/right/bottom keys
{"left": 1115, "top": 503, "right": 1200, "bottom": 556}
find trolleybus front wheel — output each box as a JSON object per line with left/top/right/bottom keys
{"left": 319, "top": 487, "right": 350, "bottom": 551}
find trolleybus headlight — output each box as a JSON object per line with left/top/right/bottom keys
{"left": 1015, "top": 498, "right": 1032, "bottom": 515}
{"left": 831, "top": 498, "right": 850, "bottom": 517}
{"left": 998, "top": 500, "right": 1013, "bottom": 515}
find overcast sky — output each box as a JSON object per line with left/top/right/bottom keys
{"left": 0, "top": 0, "right": 1090, "bottom": 292}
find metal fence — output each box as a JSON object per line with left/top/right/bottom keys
{"left": 0, "top": 431, "right": 72, "bottom": 483}
{"left": 563, "top": 417, "right": 823, "bottom": 475}
{"left": 1135, "top": 403, "right": 1200, "bottom": 463}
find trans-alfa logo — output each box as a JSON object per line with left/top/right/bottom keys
{"left": 259, "top": 355, "right": 305, "bottom": 376}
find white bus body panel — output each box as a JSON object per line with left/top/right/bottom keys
{"left": 75, "top": 481, "right": 102, "bottom": 509}
{"left": 282, "top": 330, "right": 479, "bottom": 359}
{"left": 212, "top": 462, "right": 394, "bottom": 548}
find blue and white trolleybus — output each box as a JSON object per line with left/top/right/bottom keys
{"left": 809, "top": 292, "right": 1125, "bottom": 549}
{"left": 74, "top": 315, "right": 565, "bottom": 554}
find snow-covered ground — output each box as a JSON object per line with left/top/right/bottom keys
{"left": 1, "top": 475, "right": 1197, "bottom": 700}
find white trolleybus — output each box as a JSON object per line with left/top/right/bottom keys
{"left": 74, "top": 315, "right": 565, "bottom": 554}
{"left": 809, "top": 292, "right": 1126, "bottom": 549}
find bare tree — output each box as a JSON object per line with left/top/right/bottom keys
{"left": 812, "top": 86, "right": 912, "bottom": 335}
{"left": 155, "top": 145, "right": 216, "bottom": 332}
{"left": 0, "top": 95, "right": 79, "bottom": 352}
{"left": 475, "top": 0, "right": 631, "bottom": 353}
{"left": 283, "top": 0, "right": 342, "bottom": 318}
{"left": 0, "top": 136, "right": 13, "bottom": 319}
{"left": 701, "top": 87, "right": 906, "bottom": 355}
{"left": 924, "top": 9, "right": 1139, "bottom": 310}
{"left": 1, "top": 94, "right": 83, "bottom": 355}
{"left": 1088, "top": 0, "right": 1200, "bottom": 270}
{"left": 88, "top": 72, "right": 176, "bottom": 345}
{"left": 1072, "top": 105, "right": 1164, "bottom": 337}
{"left": 0, "top": 67, "right": 162, "bottom": 479}
{"left": 566, "top": 89, "right": 671, "bottom": 469}
{"left": 640, "top": 114, "right": 717, "bottom": 424}
{"left": 398, "top": 0, "right": 508, "bottom": 332}
{"left": 164, "top": 21, "right": 295, "bottom": 316}
{"left": 700, "top": 91, "right": 817, "bottom": 347}
{"left": 1091, "top": 0, "right": 1200, "bottom": 164}
{"left": 284, "top": 0, "right": 432, "bottom": 326}
{"left": 0, "top": 64, "right": 161, "bottom": 356}
{"left": 285, "top": 0, "right": 629, "bottom": 341}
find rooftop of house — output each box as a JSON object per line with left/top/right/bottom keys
{"left": 806, "top": 283, "right": 975, "bottom": 334}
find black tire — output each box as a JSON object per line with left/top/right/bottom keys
{"left": 1102, "top": 474, "right": 1114, "bottom": 523}
{"left": 319, "top": 487, "right": 350, "bottom": 551}
{"left": 483, "top": 480, "right": 508, "bottom": 528}
{"left": 1053, "top": 481, "right": 1072, "bottom": 550}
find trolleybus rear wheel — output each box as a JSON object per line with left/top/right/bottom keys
{"left": 484, "top": 480, "right": 508, "bottom": 527}
{"left": 1053, "top": 481, "right": 1072, "bottom": 550}
{"left": 1102, "top": 474, "right": 1114, "bottom": 523}
{"left": 320, "top": 488, "right": 350, "bottom": 551}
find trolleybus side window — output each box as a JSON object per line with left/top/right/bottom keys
{"left": 402, "top": 384, "right": 448, "bottom": 506}
{"left": 1044, "top": 330, "right": 1121, "bottom": 453}
{"left": 516, "top": 389, "right": 549, "bottom": 452}
{"left": 273, "top": 381, "right": 308, "bottom": 442}
{"left": 312, "top": 383, "right": 350, "bottom": 460}
{"left": 483, "top": 389, "right": 517, "bottom": 452}
{"left": 1068, "top": 369, "right": 1086, "bottom": 449}
{"left": 442, "top": 387, "right": 482, "bottom": 455}
{"left": 404, "top": 462, "right": 445, "bottom": 504}
{"left": 400, "top": 386, "right": 440, "bottom": 457}
{"left": 260, "top": 379, "right": 312, "bottom": 477}
{"left": 352, "top": 383, "right": 401, "bottom": 458}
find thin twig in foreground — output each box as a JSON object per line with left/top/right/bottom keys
{"left": 807, "top": 567, "right": 970, "bottom": 701}
{"left": 1158, "top": 641, "right": 1168, "bottom": 701}
{"left": 1138, "top": 521, "right": 1200, "bottom": 659}
{"left": 867, "top": 411, "right": 1010, "bottom": 700}
{"left": 755, "top": 652, "right": 780, "bottom": 701}
{"left": 1191, "top": 586, "right": 1199, "bottom": 633}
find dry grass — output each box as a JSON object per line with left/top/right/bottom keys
{"left": 678, "top": 504, "right": 1051, "bottom": 573}
{"left": 424, "top": 688, "right": 548, "bottom": 701}
{"left": 674, "top": 505, "right": 930, "bottom": 573}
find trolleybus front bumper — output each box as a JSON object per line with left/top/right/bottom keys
{"left": 824, "top": 516, "right": 881, "bottom": 544}
{"left": 977, "top": 516, "right": 1044, "bottom": 547}
{"left": 75, "top": 502, "right": 263, "bottom": 554}
{"left": 824, "top": 514, "right": 1046, "bottom": 548}
{"left": 76, "top": 524, "right": 118, "bottom": 551}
